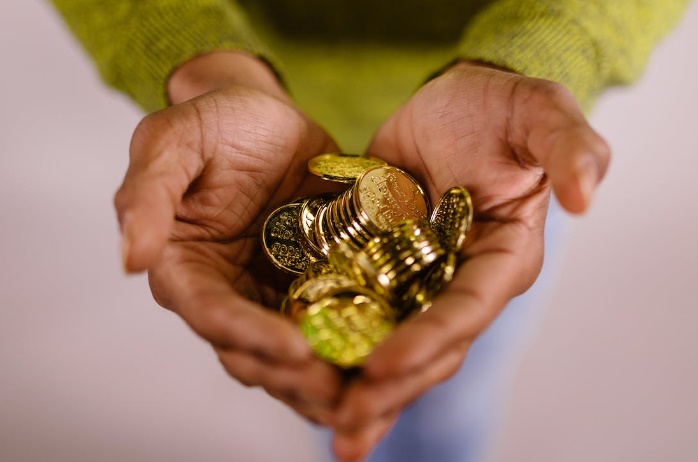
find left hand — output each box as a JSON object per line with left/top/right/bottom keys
{"left": 328, "top": 62, "right": 611, "bottom": 461}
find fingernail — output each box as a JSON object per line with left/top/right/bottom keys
{"left": 577, "top": 160, "right": 599, "bottom": 207}
{"left": 119, "top": 212, "right": 133, "bottom": 274}
{"left": 121, "top": 236, "right": 131, "bottom": 274}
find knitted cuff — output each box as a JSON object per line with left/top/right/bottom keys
{"left": 455, "top": 0, "right": 605, "bottom": 109}
{"left": 97, "top": 1, "right": 278, "bottom": 112}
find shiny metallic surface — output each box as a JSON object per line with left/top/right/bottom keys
{"left": 307, "top": 153, "right": 387, "bottom": 183}
{"left": 261, "top": 202, "right": 312, "bottom": 275}
{"left": 430, "top": 186, "right": 473, "bottom": 253}
{"left": 261, "top": 156, "right": 472, "bottom": 367}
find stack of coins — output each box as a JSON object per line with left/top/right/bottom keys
{"left": 328, "top": 220, "right": 446, "bottom": 306}
{"left": 262, "top": 154, "right": 473, "bottom": 368}
{"left": 304, "top": 164, "right": 430, "bottom": 257}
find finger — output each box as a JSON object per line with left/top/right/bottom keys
{"left": 150, "top": 248, "right": 312, "bottom": 363}
{"left": 335, "top": 341, "right": 468, "bottom": 430}
{"left": 114, "top": 105, "right": 206, "bottom": 273}
{"left": 332, "top": 412, "right": 399, "bottom": 462}
{"left": 215, "top": 347, "right": 343, "bottom": 408}
{"left": 510, "top": 79, "right": 611, "bottom": 214}
{"left": 364, "top": 219, "right": 542, "bottom": 380}
{"left": 265, "top": 387, "right": 336, "bottom": 426}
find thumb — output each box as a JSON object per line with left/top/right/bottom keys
{"left": 114, "top": 108, "right": 205, "bottom": 273}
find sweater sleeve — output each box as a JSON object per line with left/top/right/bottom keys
{"left": 455, "top": 0, "right": 690, "bottom": 108}
{"left": 49, "top": 0, "right": 275, "bottom": 113}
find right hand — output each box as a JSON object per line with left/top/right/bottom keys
{"left": 330, "top": 62, "right": 611, "bottom": 461}
{"left": 114, "top": 52, "right": 345, "bottom": 425}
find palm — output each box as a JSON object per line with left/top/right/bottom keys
{"left": 330, "top": 65, "right": 610, "bottom": 461}
{"left": 370, "top": 67, "right": 553, "bottom": 309}
{"left": 152, "top": 91, "right": 335, "bottom": 305}
{"left": 117, "top": 87, "right": 345, "bottom": 423}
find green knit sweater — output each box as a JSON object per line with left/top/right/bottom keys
{"left": 49, "top": 0, "right": 688, "bottom": 151}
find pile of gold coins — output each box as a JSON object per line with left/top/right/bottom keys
{"left": 262, "top": 153, "right": 473, "bottom": 368}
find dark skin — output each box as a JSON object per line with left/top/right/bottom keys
{"left": 115, "top": 52, "right": 610, "bottom": 462}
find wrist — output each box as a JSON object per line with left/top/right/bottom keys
{"left": 167, "top": 51, "right": 290, "bottom": 105}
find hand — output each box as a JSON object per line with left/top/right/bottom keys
{"left": 330, "top": 62, "right": 611, "bottom": 460}
{"left": 114, "top": 52, "right": 345, "bottom": 424}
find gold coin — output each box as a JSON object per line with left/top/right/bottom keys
{"left": 299, "top": 294, "right": 394, "bottom": 368}
{"left": 364, "top": 220, "right": 445, "bottom": 270}
{"left": 299, "top": 234, "right": 324, "bottom": 263}
{"left": 261, "top": 203, "right": 312, "bottom": 275}
{"left": 328, "top": 242, "right": 375, "bottom": 286}
{"left": 308, "top": 153, "right": 388, "bottom": 184}
{"left": 353, "top": 166, "right": 430, "bottom": 234}
{"left": 331, "top": 240, "right": 406, "bottom": 300}
{"left": 330, "top": 196, "right": 368, "bottom": 250}
{"left": 330, "top": 196, "right": 362, "bottom": 248}
{"left": 328, "top": 241, "right": 364, "bottom": 282}
{"left": 370, "top": 220, "right": 447, "bottom": 297}
{"left": 287, "top": 276, "right": 305, "bottom": 299}
{"left": 313, "top": 204, "right": 333, "bottom": 256}
{"left": 430, "top": 186, "right": 473, "bottom": 253}
{"left": 306, "top": 260, "right": 335, "bottom": 278}
{"left": 325, "top": 199, "right": 351, "bottom": 247}
{"left": 339, "top": 190, "right": 373, "bottom": 245}
{"left": 290, "top": 273, "right": 359, "bottom": 304}
{"left": 299, "top": 194, "right": 336, "bottom": 256}
{"left": 262, "top": 160, "right": 468, "bottom": 367}
{"left": 398, "top": 252, "right": 457, "bottom": 317}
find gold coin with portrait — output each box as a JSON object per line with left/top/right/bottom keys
{"left": 353, "top": 166, "right": 429, "bottom": 233}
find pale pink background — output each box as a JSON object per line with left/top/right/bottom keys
{"left": 1, "top": 2, "right": 696, "bottom": 461}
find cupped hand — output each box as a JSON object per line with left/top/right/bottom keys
{"left": 114, "top": 55, "right": 346, "bottom": 424}
{"left": 330, "top": 62, "right": 611, "bottom": 460}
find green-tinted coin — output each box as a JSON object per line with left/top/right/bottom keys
{"left": 299, "top": 295, "right": 394, "bottom": 368}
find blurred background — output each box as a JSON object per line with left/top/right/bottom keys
{"left": 1, "top": 1, "right": 696, "bottom": 461}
